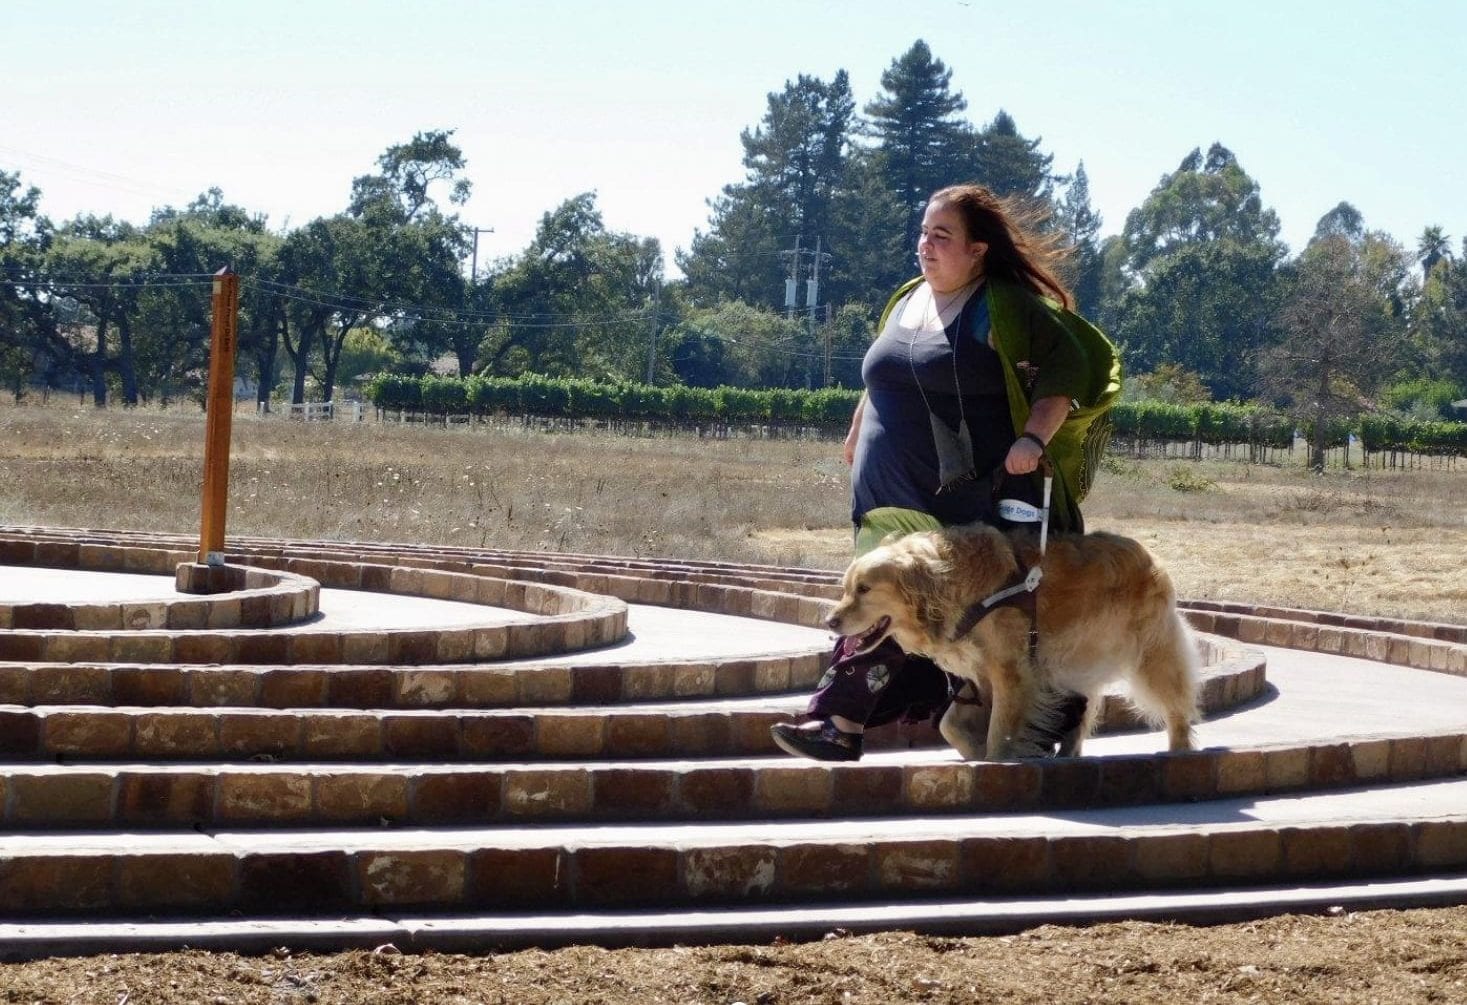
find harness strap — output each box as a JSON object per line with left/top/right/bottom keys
{"left": 951, "top": 563, "right": 1042, "bottom": 641}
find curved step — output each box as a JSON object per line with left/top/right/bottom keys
{"left": 2, "top": 777, "right": 1465, "bottom": 917}
{"left": 3, "top": 722, "right": 1462, "bottom": 829}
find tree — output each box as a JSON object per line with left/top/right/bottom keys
{"left": 742, "top": 73, "right": 854, "bottom": 245}
{"left": 1264, "top": 231, "right": 1409, "bottom": 471}
{"left": 1413, "top": 237, "right": 1467, "bottom": 389}
{"left": 348, "top": 131, "right": 471, "bottom": 376}
{"left": 481, "top": 192, "right": 662, "bottom": 382}
{"left": 0, "top": 170, "right": 54, "bottom": 399}
{"left": 1054, "top": 162, "right": 1104, "bottom": 317}
{"left": 864, "top": 41, "right": 969, "bottom": 250}
{"left": 825, "top": 148, "right": 908, "bottom": 311}
{"left": 1107, "top": 144, "right": 1288, "bottom": 398}
{"left": 966, "top": 110, "right": 1061, "bottom": 206}
{"left": 1313, "top": 202, "right": 1365, "bottom": 244}
{"left": 45, "top": 216, "right": 148, "bottom": 405}
{"left": 348, "top": 129, "right": 471, "bottom": 225}
{"left": 142, "top": 191, "right": 277, "bottom": 406}
{"left": 664, "top": 300, "right": 810, "bottom": 388}
{"left": 277, "top": 215, "right": 380, "bottom": 405}
{"left": 1418, "top": 225, "right": 1451, "bottom": 279}
{"left": 1120, "top": 144, "right": 1284, "bottom": 269}
{"left": 680, "top": 72, "right": 856, "bottom": 311}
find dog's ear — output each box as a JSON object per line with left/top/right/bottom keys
{"left": 891, "top": 551, "right": 949, "bottom": 637}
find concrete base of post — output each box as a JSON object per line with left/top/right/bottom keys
{"left": 175, "top": 561, "right": 246, "bottom": 595}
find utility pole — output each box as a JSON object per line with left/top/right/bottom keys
{"left": 469, "top": 227, "right": 495, "bottom": 283}
{"left": 807, "top": 237, "right": 832, "bottom": 386}
{"left": 780, "top": 236, "right": 803, "bottom": 319}
{"left": 645, "top": 281, "right": 661, "bottom": 385}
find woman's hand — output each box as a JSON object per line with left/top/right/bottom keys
{"left": 1004, "top": 434, "right": 1044, "bottom": 475}
{"left": 1005, "top": 395, "right": 1069, "bottom": 475}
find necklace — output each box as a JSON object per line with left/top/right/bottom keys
{"left": 907, "top": 282, "right": 980, "bottom": 492}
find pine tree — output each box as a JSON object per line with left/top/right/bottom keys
{"left": 1055, "top": 163, "right": 1104, "bottom": 317}
{"left": 968, "top": 110, "right": 1060, "bottom": 206}
{"left": 864, "top": 40, "right": 969, "bottom": 250}
{"left": 681, "top": 72, "right": 856, "bottom": 311}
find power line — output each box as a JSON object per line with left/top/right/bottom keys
{"left": 245, "top": 277, "right": 657, "bottom": 327}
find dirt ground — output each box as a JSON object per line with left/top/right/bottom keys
{"left": 4, "top": 907, "right": 1467, "bottom": 1003}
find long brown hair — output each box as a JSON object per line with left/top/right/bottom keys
{"left": 929, "top": 184, "right": 1073, "bottom": 310}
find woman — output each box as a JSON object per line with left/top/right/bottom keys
{"left": 770, "top": 183, "right": 1117, "bottom": 762}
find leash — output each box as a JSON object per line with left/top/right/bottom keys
{"left": 950, "top": 451, "right": 1054, "bottom": 659}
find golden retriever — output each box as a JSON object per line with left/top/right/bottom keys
{"left": 826, "top": 524, "right": 1199, "bottom": 761}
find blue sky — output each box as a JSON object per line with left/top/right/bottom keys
{"left": 4, "top": 0, "right": 1464, "bottom": 275}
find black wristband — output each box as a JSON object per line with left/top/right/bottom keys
{"left": 1018, "top": 431, "right": 1047, "bottom": 452}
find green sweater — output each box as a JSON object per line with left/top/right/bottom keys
{"left": 878, "top": 277, "right": 1122, "bottom": 533}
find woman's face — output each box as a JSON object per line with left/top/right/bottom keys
{"left": 917, "top": 200, "right": 987, "bottom": 294}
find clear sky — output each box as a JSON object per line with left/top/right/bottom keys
{"left": 4, "top": 0, "right": 1464, "bottom": 276}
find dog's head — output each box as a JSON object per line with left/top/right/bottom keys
{"left": 826, "top": 525, "right": 1020, "bottom": 656}
{"left": 826, "top": 531, "right": 954, "bottom": 655}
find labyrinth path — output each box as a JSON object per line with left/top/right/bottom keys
{"left": 1, "top": 525, "right": 1465, "bottom": 958}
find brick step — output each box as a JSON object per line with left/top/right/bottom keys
{"left": 8, "top": 528, "right": 843, "bottom": 595}
{"left": 0, "top": 648, "right": 1265, "bottom": 763}
{"left": 0, "top": 651, "right": 828, "bottom": 709}
{"left": 3, "top": 777, "right": 1465, "bottom": 917}
{"left": 0, "top": 633, "right": 1262, "bottom": 711}
{"left": 0, "top": 698, "right": 807, "bottom": 762}
{"left": 5, "top": 726, "right": 1464, "bottom": 829}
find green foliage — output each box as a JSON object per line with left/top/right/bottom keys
{"left": 802, "top": 387, "right": 859, "bottom": 424}
{"left": 1165, "top": 466, "right": 1216, "bottom": 492}
{"left": 1124, "top": 363, "right": 1213, "bottom": 405}
{"left": 420, "top": 373, "right": 467, "bottom": 414}
{"left": 1266, "top": 231, "right": 1411, "bottom": 470}
{"left": 864, "top": 40, "right": 970, "bottom": 248}
{"left": 480, "top": 192, "right": 660, "bottom": 382}
{"left": 364, "top": 371, "right": 862, "bottom": 428}
{"left": 1111, "top": 400, "right": 1293, "bottom": 452}
{"left": 1412, "top": 243, "right": 1467, "bottom": 389}
{"left": 1055, "top": 163, "right": 1104, "bottom": 318}
{"left": 965, "top": 110, "right": 1059, "bottom": 205}
{"left": 1379, "top": 378, "right": 1463, "bottom": 420}
{"left": 0, "top": 169, "right": 52, "bottom": 399}
{"left": 1108, "top": 144, "right": 1287, "bottom": 399}
{"left": 365, "top": 373, "right": 422, "bottom": 411}
{"left": 336, "top": 327, "right": 402, "bottom": 388}
{"left": 680, "top": 71, "right": 856, "bottom": 310}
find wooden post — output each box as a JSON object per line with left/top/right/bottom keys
{"left": 198, "top": 267, "right": 240, "bottom": 564}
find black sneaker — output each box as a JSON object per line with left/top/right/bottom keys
{"left": 770, "top": 720, "right": 863, "bottom": 762}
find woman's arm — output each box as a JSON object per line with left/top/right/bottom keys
{"left": 844, "top": 392, "right": 868, "bottom": 466}
{"left": 1003, "top": 394, "right": 1069, "bottom": 475}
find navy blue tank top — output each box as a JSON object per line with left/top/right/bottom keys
{"left": 851, "top": 285, "right": 1015, "bottom": 527}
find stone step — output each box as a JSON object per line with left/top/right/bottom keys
{"left": 0, "top": 651, "right": 828, "bottom": 709}
{"left": 3, "top": 777, "right": 1465, "bottom": 918}
{"left": 0, "top": 644, "right": 1265, "bottom": 763}
{"left": 0, "top": 698, "right": 805, "bottom": 762}
{"left": 4, "top": 724, "right": 1463, "bottom": 829}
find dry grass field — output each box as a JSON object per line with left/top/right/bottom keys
{"left": 2, "top": 400, "right": 1463, "bottom": 623}
{"left": 2, "top": 399, "right": 1466, "bottom": 1003}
